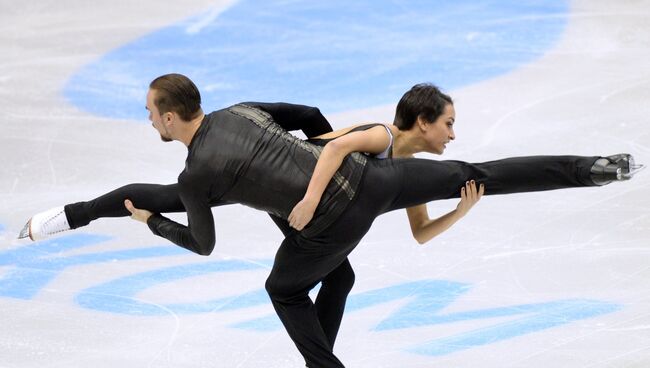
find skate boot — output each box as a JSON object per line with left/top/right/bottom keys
{"left": 18, "top": 206, "right": 71, "bottom": 241}
{"left": 590, "top": 153, "right": 645, "bottom": 185}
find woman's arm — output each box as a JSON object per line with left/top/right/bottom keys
{"left": 288, "top": 125, "right": 392, "bottom": 230}
{"left": 407, "top": 180, "right": 484, "bottom": 244}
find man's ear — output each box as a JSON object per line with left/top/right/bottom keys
{"left": 163, "top": 112, "right": 174, "bottom": 126}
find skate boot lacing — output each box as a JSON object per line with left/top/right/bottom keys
{"left": 40, "top": 209, "right": 69, "bottom": 236}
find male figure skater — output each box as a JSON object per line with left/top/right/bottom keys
{"left": 21, "top": 73, "right": 640, "bottom": 367}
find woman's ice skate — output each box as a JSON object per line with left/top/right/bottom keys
{"left": 18, "top": 206, "right": 71, "bottom": 241}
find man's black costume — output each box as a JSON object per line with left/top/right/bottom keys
{"left": 65, "top": 103, "right": 600, "bottom": 367}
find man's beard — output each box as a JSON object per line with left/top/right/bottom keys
{"left": 160, "top": 134, "right": 172, "bottom": 142}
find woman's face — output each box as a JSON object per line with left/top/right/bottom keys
{"left": 420, "top": 103, "right": 456, "bottom": 154}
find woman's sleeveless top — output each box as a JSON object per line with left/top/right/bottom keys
{"left": 307, "top": 123, "right": 394, "bottom": 159}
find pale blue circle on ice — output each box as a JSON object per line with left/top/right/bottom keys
{"left": 64, "top": 0, "right": 568, "bottom": 120}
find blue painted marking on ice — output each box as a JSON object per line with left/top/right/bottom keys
{"left": 229, "top": 310, "right": 280, "bottom": 331}
{"left": 232, "top": 280, "right": 469, "bottom": 331}
{"left": 347, "top": 279, "right": 470, "bottom": 322}
{"left": 75, "top": 259, "right": 268, "bottom": 315}
{"left": 2, "top": 230, "right": 618, "bottom": 356}
{"left": 64, "top": 0, "right": 569, "bottom": 120}
{"left": 0, "top": 234, "right": 186, "bottom": 299}
{"left": 230, "top": 280, "right": 620, "bottom": 356}
{"left": 408, "top": 299, "right": 620, "bottom": 356}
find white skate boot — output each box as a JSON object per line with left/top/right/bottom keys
{"left": 18, "top": 206, "right": 71, "bottom": 241}
{"left": 590, "top": 153, "right": 645, "bottom": 185}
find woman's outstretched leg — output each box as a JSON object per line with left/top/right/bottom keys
{"left": 65, "top": 183, "right": 184, "bottom": 229}
{"left": 20, "top": 183, "right": 185, "bottom": 240}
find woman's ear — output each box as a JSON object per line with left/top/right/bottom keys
{"left": 416, "top": 115, "right": 428, "bottom": 132}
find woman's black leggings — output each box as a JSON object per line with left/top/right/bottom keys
{"left": 63, "top": 183, "right": 355, "bottom": 350}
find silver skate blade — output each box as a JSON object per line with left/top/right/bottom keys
{"left": 17, "top": 221, "right": 31, "bottom": 239}
{"left": 622, "top": 163, "right": 646, "bottom": 180}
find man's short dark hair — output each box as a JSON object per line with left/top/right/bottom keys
{"left": 393, "top": 83, "right": 453, "bottom": 130}
{"left": 149, "top": 73, "right": 202, "bottom": 121}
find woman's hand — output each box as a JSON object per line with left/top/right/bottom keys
{"left": 124, "top": 199, "right": 153, "bottom": 223}
{"left": 288, "top": 197, "right": 319, "bottom": 231}
{"left": 456, "top": 180, "right": 484, "bottom": 217}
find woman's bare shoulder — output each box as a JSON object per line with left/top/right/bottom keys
{"left": 312, "top": 123, "right": 386, "bottom": 140}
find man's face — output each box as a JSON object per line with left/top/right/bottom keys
{"left": 146, "top": 89, "right": 173, "bottom": 142}
{"left": 422, "top": 103, "right": 456, "bottom": 154}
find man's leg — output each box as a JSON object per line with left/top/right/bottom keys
{"left": 264, "top": 154, "right": 636, "bottom": 366}
{"left": 381, "top": 155, "right": 603, "bottom": 210}
{"left": 265, "top": 176, "right": 384, "bottom": 367}
{"left": 315, "top": 259, "right": 355, "bottom": 348}
{"left": 265, "top": 234, "right": 352, "bottom": 368}
{"left": 269, "top": 214, "right": 356, "bottom": 349}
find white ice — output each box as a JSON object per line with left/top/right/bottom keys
{"left": 1, "top": 1, "right": 649, "bottom": 367}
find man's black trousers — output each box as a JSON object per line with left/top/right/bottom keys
{"left": 264, "top": 155, "right": 599, "bottom": 368}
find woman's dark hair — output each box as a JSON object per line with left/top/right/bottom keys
{"left": 149, "top": 73, "right": 202, "bottom": 121}
{"left": 393, "top": 83, "right": 453, "bottom": 130}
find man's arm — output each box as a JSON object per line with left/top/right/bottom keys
{"left": 128, "top": 174, "right": 217, "bottom": 256}
{"left": 244, "top": 102, "right": 333, "bottom": 138}
{"left": 246, "top": 102, "right": 334, "bottom": 233}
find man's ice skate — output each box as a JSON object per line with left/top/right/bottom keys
{"left": 18, "top": 206, "right": 71, "bottom": 241}
{"left": 590, "top": 153, "right": 645, "bottom": 185}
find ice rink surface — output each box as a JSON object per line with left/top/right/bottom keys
{"left": 1, "top": 1, "right": 649, "bottom": 367}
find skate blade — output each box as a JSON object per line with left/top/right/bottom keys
{"left": 622, "top": 163, "right": 646, "bottom": 180}
{"left": 17, "top": 221, "right": 31, "bottom": 239}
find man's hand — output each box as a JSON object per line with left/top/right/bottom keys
{"left": 288, "top": 197, "right": 319, "bottom": 231}
{"left": 124, "top": 199, "right": 153, "bottom": 223}
{"left": 456, "top": 180, "right": 484, "bottom": 217}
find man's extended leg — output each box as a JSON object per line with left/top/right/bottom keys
{"left": 381, "top": 155, "right": 603, "bottom": 210}
{"left": 265, "top": 154, "right": 628, "bottom": 366}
